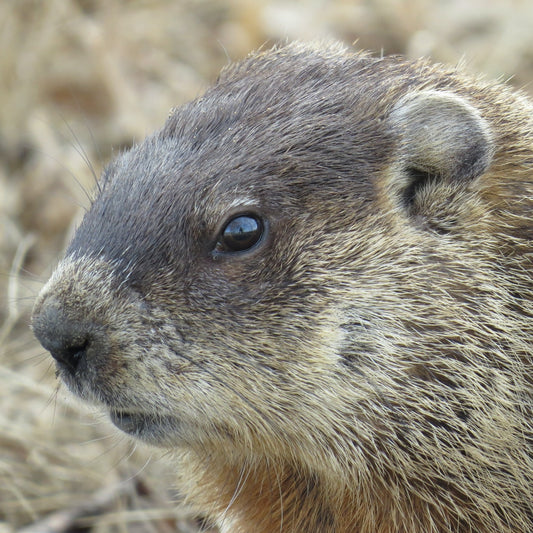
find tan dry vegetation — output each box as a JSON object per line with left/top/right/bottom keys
{"left": 1, "top": 1, "right": 533, "bottom": 531}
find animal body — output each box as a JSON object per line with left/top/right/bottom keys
{"left": 32, "top": 42, "right": 532, "bottom": 532}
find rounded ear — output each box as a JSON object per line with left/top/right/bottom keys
{"left": 389, "top": 90, "right": 494, "bottom": 206}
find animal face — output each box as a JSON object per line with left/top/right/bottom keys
{"left": 31, "top": 43, "right": 532, "bottom": 532}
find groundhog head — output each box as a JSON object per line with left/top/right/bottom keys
{"left": 32, "top": 43, "right": 532, "bottom": 532}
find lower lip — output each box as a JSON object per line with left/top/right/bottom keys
{"left": 109, "top": 410, "right": 180, "bottom": 446}
{"left": 110, "top": 410, "right": 146, "bottom": 434}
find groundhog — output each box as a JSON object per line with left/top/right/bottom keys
{"left": 32, "top": 42, "right": 532, "bottom": 533}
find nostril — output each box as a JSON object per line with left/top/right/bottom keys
{"left": 50, "top": 338, "right": 90, "bottom": 374}
{"left": 65, "top": 341, "right": 89, "bottom": 361}
{"left": 32, "top": 296, "right": 97, "bottom": 376}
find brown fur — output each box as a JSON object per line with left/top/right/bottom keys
{"left": 32, "top": 42, "right": 532, "bottom": 532}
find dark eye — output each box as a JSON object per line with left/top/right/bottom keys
{"left": 215, "top": 214, "right": 264, "bottom": 253}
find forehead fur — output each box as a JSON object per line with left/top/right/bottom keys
{"left": 68, "top": 44, "right": 406, "bottom": 269}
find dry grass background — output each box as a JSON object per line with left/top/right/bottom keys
{"left": 1, "top": 1, "right": 533, "bottom": 531}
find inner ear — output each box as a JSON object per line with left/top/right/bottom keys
{"left": 389, "top": 90, "right": 494, "bottom": 209}
{"left": 402, "top": 168, "right": 434, "bottom": 209}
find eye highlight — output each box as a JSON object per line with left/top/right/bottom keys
{"left": 214, "top": 214, "right": 264, "bottom": 254}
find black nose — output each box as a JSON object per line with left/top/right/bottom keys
{"left": 32, "top": 297, "right": 95, "bottom": 374}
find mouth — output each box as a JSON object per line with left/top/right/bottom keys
{"left": 109, "top": 410, "right": 182, "bottom": 446}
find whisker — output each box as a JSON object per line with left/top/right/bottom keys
{"left": 58, "top": 112, "right": 102, "bottom": 197}
{"left": 31, "top": 145, "right": 92, "bottom": 213}
{"left": 220, "top": 461, "right": 251, "bottom": 526}
{"left": 0, "top": 233, "right": 36, "bottom": 345}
